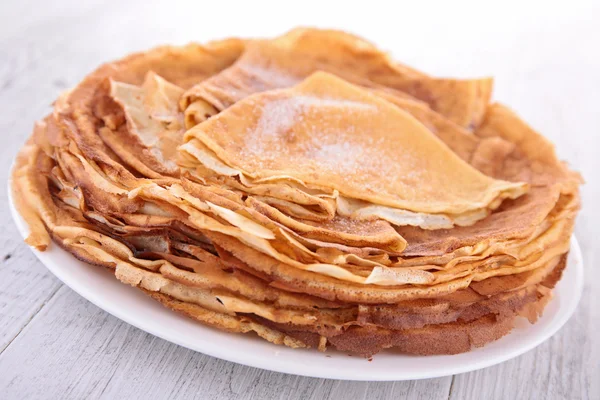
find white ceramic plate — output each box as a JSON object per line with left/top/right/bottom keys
{"left": 8, "top": 187, "right": 584, "bottom": 381}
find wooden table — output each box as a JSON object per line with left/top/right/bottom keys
{"left": 1, "top": 1, "right": 598, "bottom": 398}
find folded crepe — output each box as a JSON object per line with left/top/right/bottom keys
{"left": 181, "top": 28, "right": 493, "bottom": 130}
{"left": 181, "top": 72, "right": 527, "bottom": 229}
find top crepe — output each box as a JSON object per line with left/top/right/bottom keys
{"left": 182, "top": 72, "right": 527, "bottom": 224}
{"left": 181, "top": 28, "right": 493, "bottom": 130}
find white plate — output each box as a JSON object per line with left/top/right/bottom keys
{"left": 8, "top": 186, "right": 584, "bottom": 381}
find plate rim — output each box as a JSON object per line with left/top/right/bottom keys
{"left": 7, "top": 179, "right": 584, "bottom": 381}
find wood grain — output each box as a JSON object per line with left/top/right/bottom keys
{"left": 0, "top": 0, "right": 598, "bottom": 399}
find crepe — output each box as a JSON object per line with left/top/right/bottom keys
{"left": 12, "top": 148, "right": 564, "bottom": 356}
{"left": 182, "top": 72, "right": 527, "bottom": 228}
{"left": 181, "top": 27, "right": 493, "bottom": 130}
{"left": 99, "top": 72, "right": 185, "bottom": 177}
{"left": 11, "top": 28, "right": 581, "bottom": 358}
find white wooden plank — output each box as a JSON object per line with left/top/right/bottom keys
{"left": 0, "top": 0, "right": 598, "bottom": 398}
{"left": 0, "top": 249, "right": 61, "bottom": 353}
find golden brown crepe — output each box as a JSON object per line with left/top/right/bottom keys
{"left": 182, "top": 28, "right": 493, "bottom": 130}
{"left": 11, "top": 28, "right": 581, "bottom": 357}
{"left": 182, "top": 72, "right": 527, "bottom": 228}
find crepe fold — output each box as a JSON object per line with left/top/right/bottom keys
{"left": 181, "top": 28, "right": 493, "bottom": 130}
{"left": 182, "top": 72, "right": 527, "bottom": 230}
{"left": 12, "top": 28, "right": 581, "bottom": 357}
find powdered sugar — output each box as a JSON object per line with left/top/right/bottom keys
{"left": 242, "top": 63, "right": 300, "bottom": 89}
{"left": 306, "top": 141, "right": 375, "bottom": 174}
{"left": 237, "top": 92, "right": 424, "bottom": 195}
{"left": 251, "top": 95, "right": 375, "bottom": 139}
{"left": 242, "top": 94, "right": 376, "bottom": 159}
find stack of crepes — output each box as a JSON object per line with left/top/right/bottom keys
{"left": 13, "top": 28, "right": 582, "bottom": 356}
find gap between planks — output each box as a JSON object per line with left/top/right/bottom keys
{"left": 0, "top": 283, "right": 63, "bottom": 355}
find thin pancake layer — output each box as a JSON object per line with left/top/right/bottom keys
{"left": 182, "top": 72, "right": 526, "bottom": 221}
{"left": 182, "top": 27, "right": 493, "bottom": 129}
